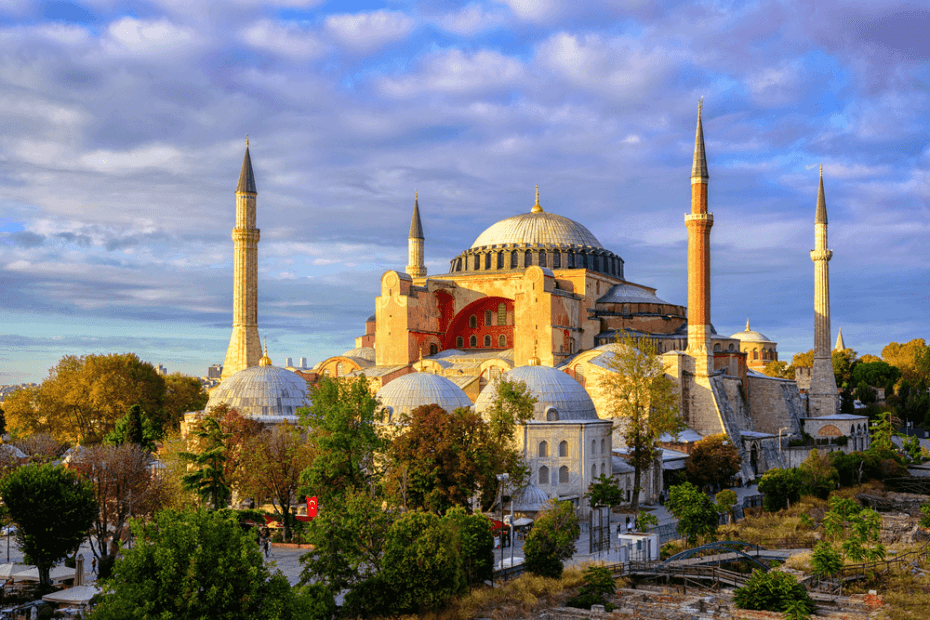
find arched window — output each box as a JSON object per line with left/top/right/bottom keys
{"left": 484, "top": 253, "right": 491, "bottom": 269}
{"left": 485, "top": 309, "right": 493, "bottom": 325}
{"left": 569, "top": 338, "right": 576, "bottom": 354}
{"left": 525, "top": 249, "right": 533, "bottom": 267}
{"left": 322, "top": 369, "right": 331, "bottom": 377}
{"left": 728, "top": 343, "right": 735, "bottom": 352}
{"left": 600, "top": 462, "right": 606, "bottom": 476}
{"left": 559, "top": 441, "right": 568, "bottom": 457}
{"left": 497, "top": 303, "right": 507, "bottom": 325}
{"left": 469, "top": 315, "right": 477, "bottom": 328}
{"left": 335, "top": 362, "right": 345, "bottom": 376}
{"left": 600, "top": 438, "right": 605, "bottom": 454}
{"left": 546, "top": 407, "right": 559, "bottom": 421}
{"left": 752, "top": 349, "right": 758, "bottom": 360}
{"left": 591, "top": 464, "right": 596, "bottom": 480}
{"left": 539, "top": 250, "right": 547, "bottom": 267}
{"left": 497, "top": 252, "right": 504, "bottom": 269}
{"left": 539, "top": 466, "right": 550, "bottom": 485}
{"left": 713, "top": 343, "right": 721, "bottom": 352}
{"left": 484, "top": 335, "right": 491, "bottom": 348}
{"left": 429, "top": 344, "right": 438, "bottom": 355}
{"left": 574, "top": 364, "right": 585, "bottom": 384}
{"left": 552, "top": 251, "right": 561, "bottom": 268}
{"left": 592, "top": 439, "right": 596, "bottom": 454}
{"left": 567, "top": 252, "right": 574, "bottom": 268}
{"left": 539, "top": 441, "right": 548, "bottom": 457}
{"left": 456, "top": 336, "right": 464, "bottom": 348}
{"left": 499, "top": 334, "right": 507, "bottom": 348}
{"left": 473, "top": 254, "right": 480, "bottom": 270}
{"left": 510, "top": 250, "right": 518, "bottom": 268}
{"left": 469, "top": 335, "right": 477, "bottom": 348}
{"left": 559, "top": 466, "right": 569, "bottom": 484}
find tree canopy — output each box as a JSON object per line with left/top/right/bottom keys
{"left": 523, "top": 499, "right": 580, "bottom": 578}
{"left": 0, "top": 464, "right": 97, "bottom": 587}
{"left": 685, "top": 434, "right": 741, "bottom": 491}
{"left": 666, "top": 482, "right": 719, "bottom": 545}
{"left": 180, "top": 416, "right": 231, "bottom": 510}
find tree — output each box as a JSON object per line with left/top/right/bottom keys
{"left": 757, "top": 468, "right": 804, "bottom": 512}
{"left": 822, "top": 497, "right": 885, "bottom": 562}
{"left": 733, "top": 570, "right": 814, "bottom": 616}
{"left": 104, "top": 405, "right": 164, "bottom": 452}
{"left": 210, "top": 404, "right": 266, "bottom": 497}
{"left": 4, "top": 353, "right": 166, "bottom": 443}
{"left": 685, "top": 434, "right": 741, "bottom": 491}
{"left": 851, "top": 361, "right": 900, "bottom": 392}
{"left": 799, "top": 448, "right": 838, "bottom": 499}
{"left": 883, "top": 339, "right": 930, "bottom": 383}
{"left": 566, "top": 565, "right": 617, "bottom": 611}
{"left": 599, "top": 333, "right": 683, "bottom": 514}
{"left": 162, "top": 373, "right": 209, "bottom": 431}
{"left": 585, "top": 474, "right": 624, "bottom": 508}
{"left": 238, "top": 425, "right": 314, "bottom": 542}
{"left": 298, "top": 376, "right": 385, "bottom": 505}
{"left": 762, "top": 360, "right": 791, "bottom": 379}
{"left": 69, "top": 444, "right": 165, "bottom": 579}
{"left": 832, "top": 347, "right": 858, "bottom": 389}
{"left": 89, "top": 508, "right": 324, "bottom": 620}
{"left": 810, "top": 540, "right": 843, "bottom": 577}
{"left": 0, "top": 405, "right": 6, "bottom": 438}
{"left": 14, "top": 433, "right": 67, "bottom": 463}
{"left": 715, "top": 489, "right": 737, "bottom": 525}
{"left": 180, "top": 416, "right": 231, "bottom": 510}
{"left": 443, "top": 507, "right": 494, "bottom": 587}
{"left": 523, "top": 499, "right": 580, "bottom": 578}
{"left": 0, "top": 464, "right": 97, "bottom": 587}
{"left": 666, "top": 482, "right": 718, "bottom": 545}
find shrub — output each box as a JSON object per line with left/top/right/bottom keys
{"left": 758, "top": 468, "right": 804, "bottom": 512}
{"left": 524, "top": 500, "right": 580, "bottom": 579}
{"left": 810, "top": 541, "right": 842, "bottom": 576}
{"left": 733, "top": 569, "right": 814, "bottom": 615}
{"left": 666, "top": 482, "right": 718, "bottom": 545}
{"left": 565, "top": 565, "right": 617, "bottom": 611}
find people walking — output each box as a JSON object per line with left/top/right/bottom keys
{"left": 91, "top": 556, "right": 97, "bottom": 575}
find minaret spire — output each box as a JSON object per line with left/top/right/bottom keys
{"left": 809, "top": 167, "right": 839, "bottom": 415}
{"left": 834, "top": 328, "right": 845, "bottom": 352}
{"left": 531, "top": 185, "right": 543, "bottom": 213}
{"left": 685, "top": 100, "right": 714, "bottom": 375}
{"left": 222, "top": 140, "right": 262, "bottom": 380}
{"left": 406, "top": 192, "right": 426, "bottom": 278}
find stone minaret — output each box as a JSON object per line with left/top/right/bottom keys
{"left": 406, "top": 192, "right": 426, "bottom": 278}
{"left": 686, "top": 101, "right": 714, "bottom": 376}
{"left": 221, "top": 140, "right": 261, "bottom": 381}
{"left": 808, "top": 166, "right": 839, "bottom": 416}
{"left": 834, "top": 327, "right": 845, "bottom": 352}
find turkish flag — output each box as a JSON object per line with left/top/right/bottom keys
{"left": 306, "top": 496, "right": 318, "bottom": 519}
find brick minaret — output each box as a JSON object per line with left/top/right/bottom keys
{"left": 406, "top": 192, "right": 426, "bottom": 278}
{"left": 685, "top": 101, "right": 714, "bottom": 376}
{"left": 808, "top": 166, "right": 839, "bottom": 415}
{"left": 221, "top": 140, "right": 261, "bottom": 381}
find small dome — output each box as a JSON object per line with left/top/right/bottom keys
{"left": 474, "top": 364, "right": 599, "bottom": 422}
{"left": 342, "top": 347, "right": 376, "bottom": 362}
{"left": 510, "top": 483, "right": 551, "bottom": 513}
{"left": 206, "top": 365, "right": 309, "bottom": 419}
{"left": 376, "top": 372, "right": 473, "bottom": 420}
{"left": 730, "top": 320, "right": 772, "bottom": 343}
{"left": 471, "top": 210, "right": 603, "bottom": 250}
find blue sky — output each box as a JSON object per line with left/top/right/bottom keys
{"left": 0, "top": 0, "right": 928, "bottom": 383}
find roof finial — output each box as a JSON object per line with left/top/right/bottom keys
{"left": 819, "top": 163, "right": 823, "bottom": 178}
{"left": 746, "top": 319, "right": 750, "bottom": 331}
{"left": 246, "top": 134, "right": 249, "bottom": 147}
{"left": 259, "top": 336, "right": 272, "bottom": 366}
{"left": 531, "top": 185, "right": 543, "bottom": 214}
{"left": 529, "top": 339, "right": 541, "bottom": 366}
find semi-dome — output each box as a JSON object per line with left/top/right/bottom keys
{"left": 471, "top": 211, "right": 603, "bottom": 250}
{"left": 730, "top": 320, "right": 772, "bottom": 343}
{"left": 376, "top": 372, "right": 474, "bottom": 421}
{"left": 206, "top": 364, "right": 309, "bottom": 420}
{"left": 474, "top": 364, "right": 599, "bottom": 422}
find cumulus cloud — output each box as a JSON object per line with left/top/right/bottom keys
{"left": 378, "top": 49, "right": 524, "bottom": 97}
{"left": 435, "top": 4, "right": 509, "bottom": 35}
{"left": 324, "top": 10, "right": 415, "bottom": 52}
{"left": 242, "top": 19, "right": 326, "bottom": 60}
{"left": 102, "top": 17, "right": 199, "bottom": 57}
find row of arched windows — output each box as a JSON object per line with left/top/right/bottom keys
{"left": 469, "top": 304, "right": 509, "bottom": 328}
{"left": 712, "top": 343, "right": 737, "bottom": 353}
{"left": 456, "top": 334, "right": 508, "bottom": 349}
{"left": 538, "top": 438, "right": 607, "bottom": 458}
{"left": 538, "top": 463, "right": 608, "bottom": 485}
{"left": 452, "top": 248, "right": 622, "bottom": 278}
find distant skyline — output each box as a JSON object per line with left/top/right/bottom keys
{"left": 1, "top": 0, "right": 928, "bottom": 383}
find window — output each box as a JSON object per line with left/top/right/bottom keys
{"left": 499, "top": 334, "right": 507, "bottom": 348}
{"left": 539, "top": 466, "right": 549, "bottom": 485}
{"left": 489, "top": 366, "right": 503, "bottom": 381}
{"left": 713, "top": 343, "right": 721, "bottom": 352}
{"left": 600, "top": 438, "right": 605, "bottom": 454}
{"left": 485, "top": 253, "right": 491, "bottom": 269}
{"left": 591, "top": 464, "right": 596, "bottom": 480}
{"left": 552, "top": 251, "right": 561, "bottom": 268}
{"left": 525, "top": 249, "right": 532, "bottom": 266}
{"left": 497, "top": 303, "right": 507, "bottom": 325}
{"left": 600, "top": 463, "right": 606, "bottom": 476}
{"left": 335, "top": 362, "right": 345, "bottom": 376}
{"left": 752, "top": 349, "right": 758, "bottom": 360}
{"left": 592, "top": 440, "right": 596, "bottom": 455}
{"left": 546, "top": 407, "right": 559, "bottom": 421}
{"left": 484, "top": 335, "right": 491, "bottom": 348}
{"left": 322, "top": 369, "right": 331, "bottom": 377}
{"left": 469, "top": 335, "right": 477, "bottom": 348}
{"left": 539, "top": 441, "right": 548, "bottom": 457}
{"left": 429, "top": 344, "right": 438, "bottom": 355}
{"left": 567, "top": 253, "right": 574, "bottom": 268}
{"left": 473, "top": 254, "right": 480, "bottom": 270}
{"left": 510, "top": 250, "right": 518, "bottom": 268}
{"left": 497, "top": 252, "right": 504, "bottom": 269}
{"left": 559, "top": 441, "right": 568, "bottom": 457}
{"left": 728, "top": 343, "right": 735, "bottom": 352}
{"left": 559, "top": 466, "right": 569, "bottom": 484}
{"left": 539, "top": 250, "right": 547, "bottom": 267}
{"left": 456, "top": 336, "right": 464, "bottom": 348}
{"left": 569, "top": 338, "right": 576, "bottom": 354}
{"left": 485, "top": 309, "right": 493, "bottom": 325}
{"left": 469, "top": 315, "right": 477, "bottom": 328}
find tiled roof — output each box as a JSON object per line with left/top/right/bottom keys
{"left": 474, "top": 364, "right": 599, "bottom": 422}
{"left": 376, "top": 372, "right": 473, "bottom": 419}
{"left": 206, "top": 365, "right": 308, "bottom": 418}
{"left": 471, "top": 210, "right": 603, "bottom": 249}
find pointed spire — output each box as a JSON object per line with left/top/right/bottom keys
{"left": 746, "top": 319, "right": 751, "bottom": 331}
{"left": 815, "top": 164, "right": 828, "bottom": 225}
{"left": 259, "top": 336, "right": 272, "bottom": 366}
{"left": 691, "top": 99, "right": 709, "bottom": 181}
{"left": 409, "top": 192, "right": 424, "bottom": 239}
{"left": 531, "top": 185, "right": 543, "bottom": 214}
{"left": 834, "top": 327, "right": 845, "bottom": 352}
{"left": 528, "top": 339, "right": 541, "bottom": 366}
{"left": 237, "top": 139, "right": 257, "bottom": 194}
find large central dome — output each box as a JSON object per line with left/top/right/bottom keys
{"left": 471, "top": 211, "right": 603, "bottom": 250}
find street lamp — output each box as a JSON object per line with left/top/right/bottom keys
{"left": 496, "top": 473, "right": 509, "bottom": 571}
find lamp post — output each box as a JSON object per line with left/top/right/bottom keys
{"left": 496, "top": 473, "right": 509, "bottom": 571}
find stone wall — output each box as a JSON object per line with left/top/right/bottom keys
{"left": 746, "top": 374, "right": 804, "bottom": 436}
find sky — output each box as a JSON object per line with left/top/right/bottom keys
{"left": 0, "top": 0, "right": 928, "bottom": 383}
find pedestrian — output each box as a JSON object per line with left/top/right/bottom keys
{"left": 263, "top": 535, "right": 270, "bottom": 558}
{"left": 626, "top": 516, "right": 633, "bottom": 534}
{"left": 91, "top": 556, "right": 97, "bottom": 575}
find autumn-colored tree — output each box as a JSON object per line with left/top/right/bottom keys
{"left": 153, "top": 432, "right": 200, "bottom": 510}
{"left": 798, "top": 448, "right": 838, "bottom": 499}
{"left": 14, "top": 433, "right": 68, "bottom": 464}
{"left": 762, "top": 360, "right": 791, "bottom": 379}
{"left": 70, "top": 444, "right": 165, "bottom": 578}
{"left": 238, "top": 425, "right": 314, "bottom": 542}
{"left": 162, "top": 373, "right": 208, "bottom": 431}
{"left": 883, "top": 339, "right": 930, "bottom": 383}
{"left": 4, "top": 353, "right": 166, "bottom": 443}
{"left": 685, "top": 434, "right": 741, "bottom": 491}
{"left": 599, "top": 333, "right": 683, "bottom": 513}
{"left": 211, "top": 404, "right": 266, "bottom": 495}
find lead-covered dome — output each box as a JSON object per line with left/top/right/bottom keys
{"left": 206, "top": 365, "right": 309, "bottom": 420}
{"left": 376, "top": 372, "right": 474, "bottom": 421}
{"left": 730, "top": 320, "right": 772, "bottom": 343}
{"left": 474, "top": 364, "right": 599, "bottom": 422}
{"left": 471, "top": 211, "right": 603, "bottom": 250}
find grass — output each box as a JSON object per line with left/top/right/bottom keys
{"left": 845, "top": 552, "right": 930, "bottom": 620}
{"left": 717, "top": 495, "right": 827, "bottom": 548}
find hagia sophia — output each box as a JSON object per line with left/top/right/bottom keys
{"left": 187, "top": 104, "right": 869, "bottom": 515}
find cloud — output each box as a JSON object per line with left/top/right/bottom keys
{"left": 324, "top": 10, "right": 415, "bottom": 52}
{"left": 495, "top": 0, "right": 565, "bottom": 22}
{"left": 242, "top": 19, "right": 327, "bottom": 60}
{"left": 434, "top": 4, "right": 509, "bottom": 35}
{"left": 378, "top": 49, "right": 524, "bottom": 97}
{"left": 102, "top": 17, "right": 198, "bottom": 57}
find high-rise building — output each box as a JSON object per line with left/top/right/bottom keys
{"left": 285, "top": 357, "right": 293, "bottom": 368}
{"left": 207, "top": 364, "right": 223, "bottom": 379}
{"left": 299, "top": 357, "right": 308, "bottom": 368}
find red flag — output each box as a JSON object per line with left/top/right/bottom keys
{"left": 306, "top": 496, "right": 318, "bottom": 519}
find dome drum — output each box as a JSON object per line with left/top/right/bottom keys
{"left": 449, "top": 245, "right": 623, "bottom": 279}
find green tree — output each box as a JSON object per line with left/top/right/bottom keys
{"left": 810, "top": 540, "right": 843, "bottom": 577}
{"left": 523, "top": 500, "right": 580, "bottom": 578}
{"left": 104, "top": 405, "right": 164, "bottom": 452}
{"left": 0, "top": 464, "right": 97, "bottom": 587}
{"left": 298, "top": 376, "right": 384, "bottom": 505}
{"left": 869, "top": 410, "right": 898, "bottom": 452}
{"left": 832, "top": 347, "right": 858, "bottom": 388}
{"left": 443, "top": 507, "right": 494, "bottom": 587}
{"left": 823, "top": 497, "right": 885, "bottom": 562}
{"left": 162, "top": 373, "right": 209, "bottom": 431}
{"left": 585, "top": 474, "right": 624, "bottom": 508}
{"left": 715, "top": 489, "right": 737, "bottom": 524}
{"left": 733, "top": 570, "right": 814, "bottom": 616}
{"left": 3, "top": 353, "right": 166, "bottom": 443}
{"left": 599, "top": 333, "right": 683, "bottom": 513}
{"left": 919, "top": 502, "right": 930, "bottom": 529}
{"left": 237, "top": 425, "right": 314, "bottom": 542}
{"left": 685, "top": 433, "right": 741, "bottom": 491}
{"left": 636, "top": 510, "right": 658, "bottom": 532}
{"left": 666, "top": 483, "right": 719, "bottom": 545}
{"left": 758, "top": 468, "right": 804, "bottom": 512}
{"left": 566, "top": 565, "right": 617, "bottom": 611}
{"left": 799, "top": 448, "right": 838, "bottom": 499}
{"left": 180, "top": 416, "right": 231, "bottom": 510}
{"left": 89, "top": 508, "right": 325, "bottom": 620}
{"left": 851, "top": 361, "right": 900, "bottom": 392}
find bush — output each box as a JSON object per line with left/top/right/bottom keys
{"left": 524, "top": 500, "right": 579, "bottom": 579}
{"left": 758, "top": 468, "right": 804, "bottom": 512}
{"left": 810, "top": 541, "right": 843, "bottom": 576}
{"left": 666, "top": 483, "right": 719, "bottom": 544}
{"left": 565, "top": 565, "right": 617, "bottom": 611}
{"left": 733, "top": 569, "right": 814, "bottom": 615}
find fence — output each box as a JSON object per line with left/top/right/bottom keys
{"left": 805, "top": 539, "right": 930, "bottom": 595}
